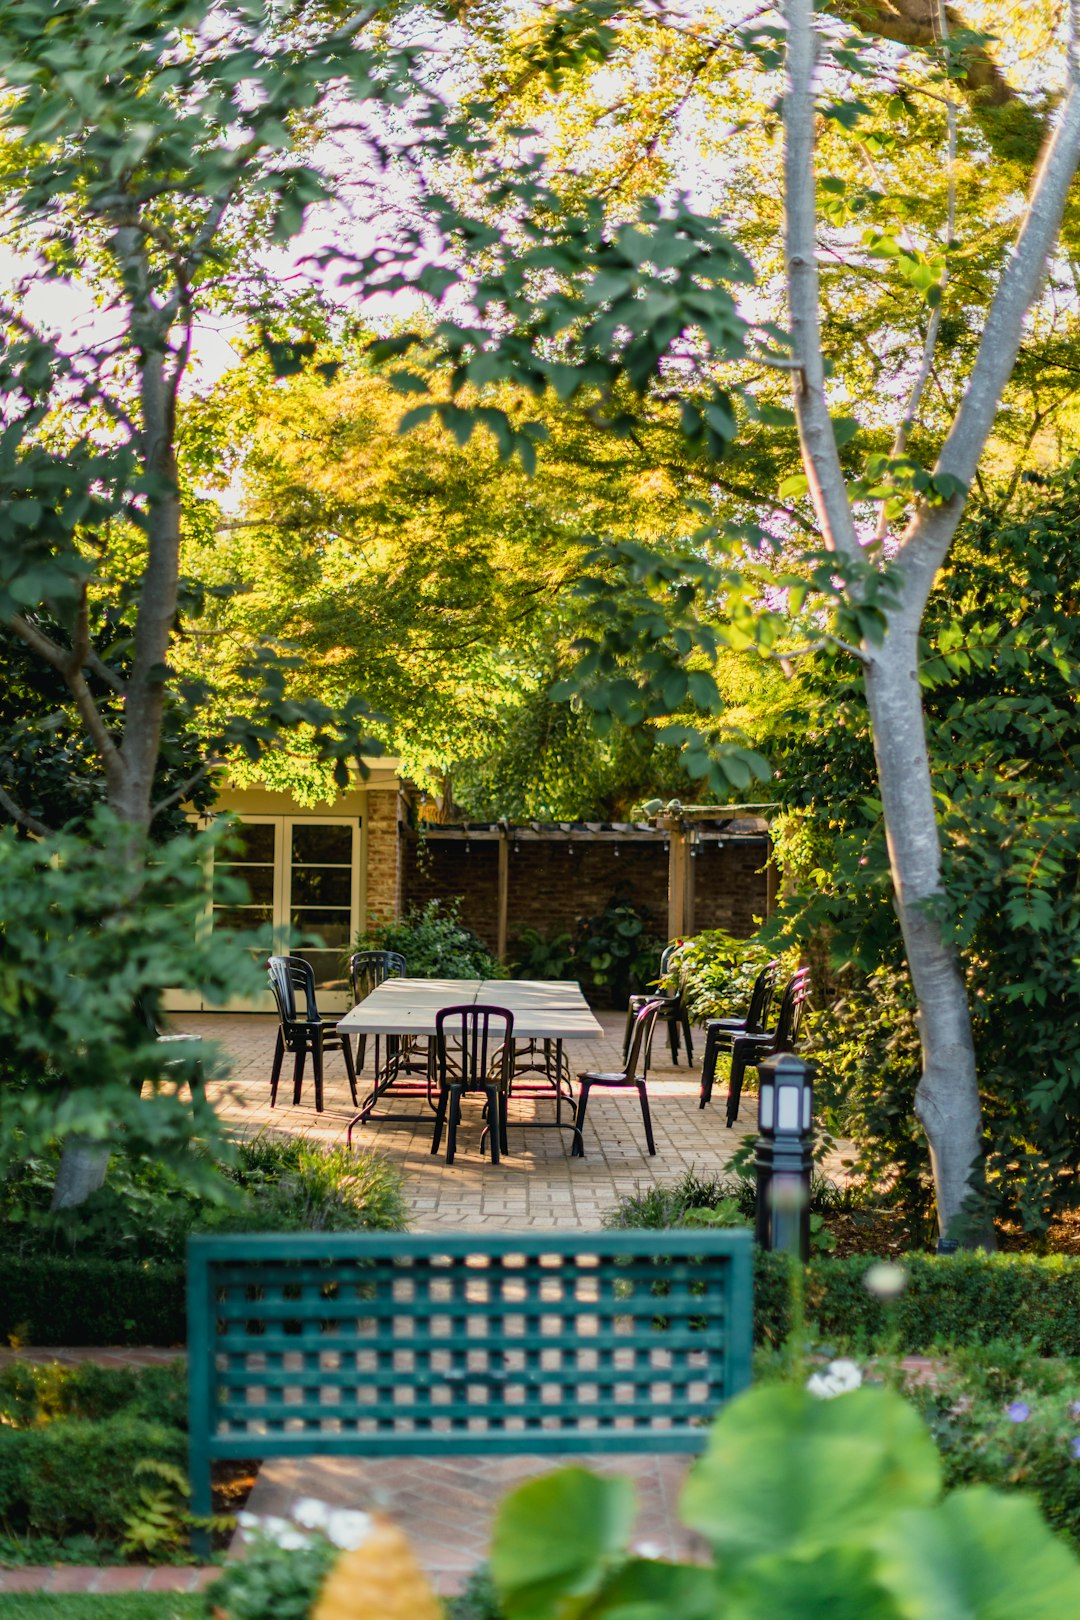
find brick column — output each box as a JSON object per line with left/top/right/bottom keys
{"left": 365, "top": 789, "right": 405, "bottom": 926}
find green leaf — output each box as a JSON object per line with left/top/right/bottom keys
{"left": 490, "top": 1467, "right": 636, "bottom": 1620}
{"left": 778, "top": 473, "right": 809, "bottom": 499}
{"left": 724, "top": 1546, "right": 902, "bottom": 1620}
{"left": 680, "top": 1385, "right": 941, "bottom": 1568}
{"left": 874, "top": 1486, "right": 1080, "bottom": 1619}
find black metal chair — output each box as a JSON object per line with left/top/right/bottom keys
{"left": 573, "top": 997, "right": 663, "bottom": 1159}
{"left": 267, "top": 954, "right": 358, "bottom": 1113}
{"left": 430, "top": 1005, "right": 513, "bottom": 1166}
{"left": 347, "top": 949, "right": 407, "bottom": 1075}
{"left": 698, "top": 959, "right": 783, "bottom": 1109}
{"left": 724, "top": 967, "right": 811, "bottom": 1127}
{"left": 622, "top": 943, "right": 694, "bottom": 1067}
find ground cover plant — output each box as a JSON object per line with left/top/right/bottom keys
{"left": 0, "top": 1601, "right": 203, "bottom": 1620}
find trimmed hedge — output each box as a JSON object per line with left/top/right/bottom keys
{"left": 6, "top": 1250, "right": 1079, "bottom": 1354}
{"left": 755, "top": 1249, "right": 1080, "bottom": 1354}
{"left": 1, "top": 1257, "right": 185, "bottom": 1346}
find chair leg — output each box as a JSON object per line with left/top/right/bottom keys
{"left": 341, "top": 1036, "right": 358, "bottom": 1107}
{"left": 445, "top": 1088, "right": 462, "bottom": 1165}
{"left": 499, "top": 1091, "right": 510, "bottom": 1157}
{"left": 485, "top": 1086, "right": 500, "bottom": 1164}
{"left": 292, "top": 1044, "right": 305, "bottom": 1105}
{"left": 636, "top": 1082, "right": 656, "bottom": 1156}
{"left": 667, "top": 1013, "right": 679, "bottom": 1065}
{"left": 681, "top": 1011, "right": 694, "bottom": 1066}
{"left": 357, "top": 1034, "right": 367, "bottom": 1074}
{"left": 270, "top": 1030, "right": 285, "bottom": 1107}
{"left": 431, "top": 1087, "right": 449, "bottom": 1155}
{"left": 571, "top": 1081, "right": 592, "bottom": 1157}
{"left": 727, "top": 1045, "right": 749, "bottom": 1128}
{"left": 699, "top": 1025, "right": 719, "bottom": 1109}
{"left": 312, "top": 1034, "right": 325, "bottom": 1113}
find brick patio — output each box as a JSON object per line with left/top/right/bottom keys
{"left": 191, "top": 1009, "right": 849, "bottom": 1231}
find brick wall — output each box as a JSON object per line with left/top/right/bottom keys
{"left": 364, "top": 789, "right": 405, "bottom": 925}
{"left": 692, "top": 839, "right": 771, "bottom": 936}
{"left": 402, "top": 833, "right": 770, "bottom": 951}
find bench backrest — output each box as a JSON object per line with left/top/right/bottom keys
{"left": 187, "top": 1230, "right": 752, "bottom": 1521}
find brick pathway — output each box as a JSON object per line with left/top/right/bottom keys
{"left": 0, "top": 1566, "right": 216, "bottom": 1594}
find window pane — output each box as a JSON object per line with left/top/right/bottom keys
{"left": 291, "top": 908, "right": 350, "bottom": 949}
{"left": 292, "top": 823, "right": 352, "bottom": 865}
{"left": 213, "top": 905, "right": 274, "bottom": 938}
{"left": 290, "top": 866, "right": 351, "bottom": 907}
{"left": 227, "top": 823, "right": 276, "bottom": 863}
{"left": 217, "top": 864, "right": 275, "bottom": 904}
{"left": 294, "top": 950, "right": 349, "bottom": 994}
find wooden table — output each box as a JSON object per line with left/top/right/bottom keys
{"left": 338, "top": 978, "right": 602, "bottom": 1146}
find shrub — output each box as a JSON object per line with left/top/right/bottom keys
{"left": 210, "top": 1139, "right": 408, "bottom": 1236}
{"left": 0, "top": 1415, "right": 187, "bottom": 1543}
{"left": 664, "top": 929, "right": 797, "bottom": 1023}
{"left": 352, "top": 898, "right": 502, "bottom": 980}
{"left": 903, "top": 1342, "right": 1080, "bottom": 1550}
{"left": 572, "top": 897, "right": 662, "bottom": 1007}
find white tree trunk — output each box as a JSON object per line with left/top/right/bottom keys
{"left": 863, "top": 630, "right": 983, "bottom": 1237}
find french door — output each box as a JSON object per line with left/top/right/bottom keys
{"left": 167, "top": 814, "right": 362, "bottom": 1014}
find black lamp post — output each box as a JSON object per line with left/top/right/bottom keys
{"left": 754, "top": 1052, "right": 815, "bottom": 1260}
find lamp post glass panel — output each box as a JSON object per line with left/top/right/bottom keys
{"left": 755, "top": 1053, "right": 815, "bottom": 1260}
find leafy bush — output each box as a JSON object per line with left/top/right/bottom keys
{"left": 604, "top": 1166, "right": 859, "bottom": 1229}
{"left": 664, "top": 929, "right": 797, "bottom": 1023}
{"left": 0, "top": 1136, "right": 407, "bottom": 1262}
{"left": 903, "top": 1342, "right": 1080, "bottom": 1550}
{"left": 0, "top": 1360, "right": 185, "bottom": 1432}
{"left": 572, "top": 897, "right": 662, "bottom": 1007}
{"left": 507, "top": 925, "right": 575, "bottom": 980}
{"left": 0, "top": 1415, "right": 187, "bottom": 1544}
{"left": 486, "top": 1382, "right": 1080, "bottom": 1618}
{"left": 353, "top": 898, "right": 502, "bottom": 980}
{"left": 205, "top": 1532, "right": 339, "bottom": 1620}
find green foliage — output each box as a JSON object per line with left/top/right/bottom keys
{"left": 0, "top": 811, "right": 263, "bottom": 1179}
{"left": 0, "top": 1600, "right": 202, "bottom": 1619}
{"left": 448, "top": 1566, "right": 504, "bottom": 1620}
{"left": 120, "top": 1458, "right": 231, "bottom": 1562}
{"left": 0, "top": 1414, "right": 187, "bottom": 1545}
{"left": 354, "top": 897, "right": 503, "bottom": 981}
{"left": 1, "top": 1136, "right": 408, "bottom": 1262}
{"left": 0, "top": 1360, "right": 185, "bottom": 1432}
{"left": 488, "top": 1382, "right": 1080, "bottom": 1618}
{"left": 604, "top": 1167, "right": 857, "bottom": 1230}
{"left": 508, "top": 926, "right": 576, "bottom": 981}
{"left": 664, "top": 930, "right": 797, "bottom": 1022}
{"left": 572, "top": 896, "right": 663, "bottom": 1007}
{"left": 204, "top": 1531, "right": 338, "bottom": 1620}
{"left": 767, "top": 470, "right": 1080, "bottom": 1232}
{"left": 904, "top": 1343, "right": 1080, "bottom": 1550}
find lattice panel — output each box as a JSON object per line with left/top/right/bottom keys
{"left": 188, "top": 1233, "right": 752, "bottom": 1458}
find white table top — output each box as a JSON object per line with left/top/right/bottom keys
{"left": 337, "top": 977, "right": 602, "bottom": 1042}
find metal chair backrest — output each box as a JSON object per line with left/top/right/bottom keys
{"left": 771, "top": 968, "right": 811, "bottom": 1049}
{"left": 625, "top": 998, "right": 665, "bottom": 1083}
{"left": 349, "top": 950, "right": 407, "bottom": 1003}
{"left": 267, "top": 954, "right": 320, "bottom": 1028}
{"left": 746, "top": 959, "right": 783, "bottom": 1034}
{"left": 434, "top": 1004, "right": 514, "bottom": 1092}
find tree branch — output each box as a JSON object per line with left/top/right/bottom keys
{"left": 0, "top": 783, "right": 52, "bottom": 837}
{"left": 150, "top": 761, "right": 216, "bottom": 821}
{"left": 783, "top": 0, "right": 862, "bottom": 565}
{"left": 898, "top": 72, "right": 1080, "bottom": 607}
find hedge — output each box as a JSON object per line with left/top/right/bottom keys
{"left": 1, "top": 1257, "right": 186, "bottom": 1346}
{"left": 755, "top": 1249, "right": 1080, "bottom": 1354}
{"left": 4, "top": 1249, "right": 1078, "bottom": 1354}
{"left": 0, "top": 1415, "right": 187, "bottom": 1540}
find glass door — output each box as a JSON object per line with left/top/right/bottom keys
{"left": 287, "top": 819, "right": 358, "bottom": 1012}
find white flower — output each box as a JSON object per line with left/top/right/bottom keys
{"left": 634, "top": 1541, "right": 663, "bottom": 1560}
{"left": 236, "top": 1511, "right": 261, "bottom": 1530}
{"left": 863, "top": 1262, "right": 908, "bottom": 1300}
{"left": 325, "top": 1509, "right": 375, "bottom": 1550}
{"left": 276, "top": 1529, "right": 313, "bottom": 1551}
{"left": 293, "top": 1497, "right": 332, "bottom": 1531}
{"left": 806, "top": 1358, "right": 863, "bottom": 1399}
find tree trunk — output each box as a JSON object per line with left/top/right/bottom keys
{"left": 50, "top": 1139, "right": 110, "bottom": 1210}
{"left": 863, "top": 626, "right": 986, "bottom": 1241}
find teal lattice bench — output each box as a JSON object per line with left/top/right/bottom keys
{"left": 187, "top": 1229, "right": 753, "bottom": 1548}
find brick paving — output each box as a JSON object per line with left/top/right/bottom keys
{"left": 190, "top": 1009, "right": 851, "bottom": 1230}
{"left": 2, "top": 1006, "right": 852, "bottom": 1595}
